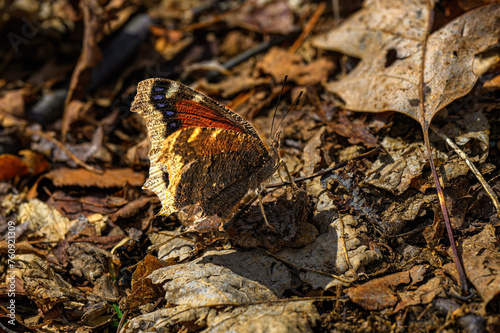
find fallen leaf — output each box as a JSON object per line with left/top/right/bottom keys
{"left": 21, "top": 255, "right": 86, "bottom": 314}
{"left": 126, "top": 254, "right": 164, "bottom": 309}
{"left": 445, "top": 225, "right": 500, "bottom": 314}
{"left": 278, "top": 215, "right": 381, "bottom": 289}
{"left": 149, "top": 261, "right": 278, "bottom": 306}
{"left": 257, "top": 47, "right": 335, "bottom": 86}
{"left": 122, "top": 301, "right": 319, "bottom": 333}
{"left": 67, "top": 242, "right": 120, "bottom": 283}
{"left": 347, "top": 265, "right": 427, "bottom": 310}
{"left": 18, "top": 198, "right": 71, "bottom": 246}
{"left": 0, "top": 154, "right": 29, "bottom": 180}
{"left": 329, "top": 111, "right": 377, "bottom": 148}
{"left": 314, "top": 3, "right": 500, "bottom": 127}
{"left": 364, "top": 136, "right": 429, "bottom": 195}
{"left": 228, "top": 0, "right": 296, "bottom": 34}
{"left": 42, "top": 168, "right": 145, "bottom": 188}
{"left": 394, "top": 276, "right": 445, "bottom": 313}
{"left": 0, "top": 89, "right": 25, "bottom": 117}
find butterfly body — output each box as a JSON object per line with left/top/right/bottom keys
{"left": 131, "top": 78, "right": 279, "bottom": 218}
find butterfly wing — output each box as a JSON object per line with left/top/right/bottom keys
{"left": 157, "top": 127, "right": 274, "bottom": 217}
{"left": 131, "top": 78, "right": 275, "bottom": 217}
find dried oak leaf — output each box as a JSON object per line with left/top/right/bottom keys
{"left": 393, "top": 276, "right": 445, "bottom": 313}
{"left": 42, "top": 167, "right": 145, "bottom": 188}
{"left": 313, "top": 2, "right": 500, "bottom": 128}
{"left": 257, "top": 47, "right": 335, "bottom": 86}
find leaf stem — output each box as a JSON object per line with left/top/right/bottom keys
{"left": 423, "top": 129, "right": 468, "bottom": 293}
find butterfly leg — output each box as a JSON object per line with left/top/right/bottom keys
{"left": 257, "top": 187, "right": 276, "bottom": 230}
{"left": 280, "top": 160, "right": 300, "bottom": 190}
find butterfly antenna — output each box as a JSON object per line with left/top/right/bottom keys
{"left": 270, "top": 75, "right": 288, "bottom": 139}
{"left": 274, "top": 89, "right": 303, "bottom": 137}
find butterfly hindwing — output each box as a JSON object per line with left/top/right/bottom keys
{"left": 156, "top": 127, "right": 272, "bottom": 217}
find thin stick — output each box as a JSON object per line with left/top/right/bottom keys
{"left": 264, "top": 250, "right": 353, "bottom": 284}
{"left": 266, "top": 147, "right": 381, "bottom": 189}
{"left": 430, "top": 124, "right": 500, "bottom": 215}
{"left": 289, "top": 2, "right": 326, "bottom": 54}
{"left": 338, "top": 217, "right": 356, "bottom": 276}
{"left": 26, "top": 128, "right": 102, "bottom": 174}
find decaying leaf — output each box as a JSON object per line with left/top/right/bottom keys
{"left": 122, "top": 300, "right": 319, "bottom": 333}
{"left": 227, "top": 0, "right": 296, "bottom": 34}
{"left": 446, "top": 225, "right": 500, "bottom": 314}
{"left": 67, "top": 242, "right": 120, "bottom": 283}
{"left": 21, "top": 254, "right": 86, "bottom": 314}
{"left": 393, "top": 276, "right": 445, "bottom": 313}
{"left": 257, "top": 47, "right": 335, "bottom": 86}
{"left": 149, "top": 261, "right": 278, "bottom": 306}
{"left": 347, "top": 265, "right": 428, "bottom": 311}
{"left": 278, "top": 215, "right": 381, "bottom": 289}
{"left": 227, "top": 187, "right": 311, "bottom": 252}
{"left": 314, "top": 2, "right": 500, "bottom": 127}
{"left": 126, "top": 254, "right": 164, "bottom": 309}
{"left": 41, "top": 168, "right": 145, "bottom": 188}
{"left": 18, "top": 198, "right": 71, "bottom": 247}
{"left": 364, "top": 136, "right": 429, "bottom": 195}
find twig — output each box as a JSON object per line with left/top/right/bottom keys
{"left": 266, "top": 147, "right": 381, "bottom": 189}
{"left": 263, "top": 249, "right": 353, "bottom": 284}
{"left": 338, "top": 217, "right": 356, "bottom": 276}
{"left": 289, "top": 2, "right": 326, "bottom": 54}
{"left": 430, "top": 124, "right": 500, "bottom": 215}
{"left": 26, "top": 129, "right": 103, "bottom": 174}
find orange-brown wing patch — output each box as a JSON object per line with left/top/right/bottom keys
{"left": 176, "top": 100, "right": 245, "bottom": 133}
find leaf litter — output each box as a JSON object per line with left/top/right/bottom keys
{"left": 1, "top": 0, "right": 500, "bottom": 332}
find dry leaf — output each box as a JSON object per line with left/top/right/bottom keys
{"left": 0, "top": 154, "right": 29, "bottom": 180}
{"left": 18, "top": 198, "right": 71, "bottom": 247}
{"left": 228, "top": 0, "right": 296, "bottom": 34}
{"left": 21, "top": 255, "right": 86, "bottom": 313}
{"left": 149, "top": 262, "right": 278, "bottom": 306}
{"left": 314, "top": 2, "right": 500, "bottom": 127}
{"left": 347, "top": 265, "right": 428, "bottom": 311}
{"left": 42, "top": 168, "right": 145, "bottom": 188}
{"left": 278, "top": 215, "right": 381, "bottom": 289}
{"left": 122, "top": 301, "right": 319, "bottom": 333}
{"left": 257, "top": 47, "right": 335, "bottom": 86}
{"left": 126, "top": 254, "right": 164, "bottom": 309}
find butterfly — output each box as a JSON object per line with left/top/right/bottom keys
{"left": 131, "top": 78, "right": 283, "bottom": 221}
